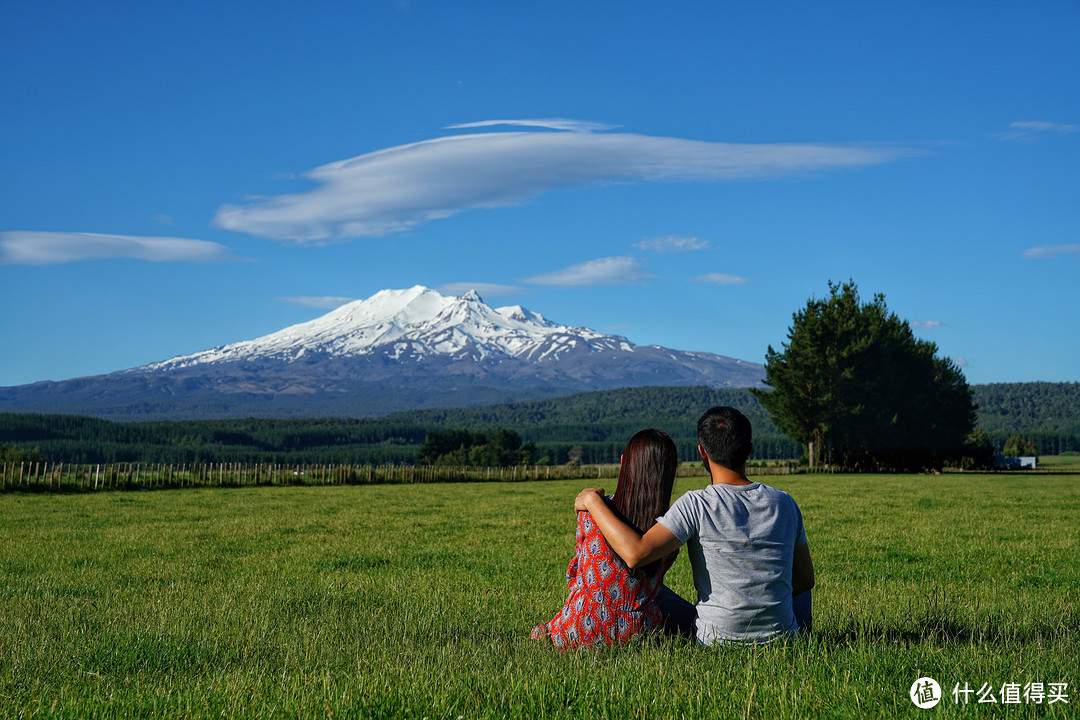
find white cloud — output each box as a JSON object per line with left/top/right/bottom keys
{"left": 213, "top": 123, "right": 907, "bottom": 243}
{"left": 695, "top": 272, "right": 748, "bottom": 286}
{"left": 0, "top": 231, "right": 239, "bottom": 265}
{"left": 447, "top": 118, "right": 618, "bottom": 132}
{"left": 436, "top": 282, "right": 522, "bottom": 299}
{"left": 276, "top": 296, "right": 357, "bottom": 309}
{"left": 953, "top": 356, "right": 970, "bottom": 368}
{"left": 521, "top": 256, "right": 655, "bottom": 287}
{"left": 995, "top": 120, "right": 1079, "bottom": 141}
{"left": 911, "top": 320, "right": 944, "bottom": 330}
{"left": 1021, "top": 243, "right": 1080, "bottom": 258}
{"left": 633, "top": 234, "right": 711, "bottom": 253}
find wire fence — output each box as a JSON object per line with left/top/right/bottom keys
{"left": 7, "top": 460, "right": 1057, "bottom": 494}
{"left": 3, "top": 460, "right": 765, "bottom": 492}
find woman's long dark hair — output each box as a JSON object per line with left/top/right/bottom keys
{"left": 608, "top": 428, "right": 678, "bottom": 576}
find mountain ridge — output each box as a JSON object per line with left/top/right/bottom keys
{"left": 0, "top": 286, "right": 766, "bottom": 420}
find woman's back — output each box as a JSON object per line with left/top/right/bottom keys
{"left": 531, "top": 428, "right": 681, "bottom": 649}
{"left": 531, "top": 507, "right": 677, "bottom": 648}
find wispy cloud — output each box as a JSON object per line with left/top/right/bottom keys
{"left": 695, "top": 272, "right": 748, "bottom": 286}
{"left": 0, "top": 231, "right": 240, "bottom": 265}
{"left": 436, "top": 282, "right": 522, "bottom": 299}
{"left": 995, "top": 120, "right": 1079, "bottom": 141}
{"left": 276, "top": 296, "right": 357, "bottom": 309}
{"left": 953, "top": 356, "right": 970, "bottom": 368}
{"left": 1021, "top": 243, "right": 1080, "bottom": 258}
{"left": 521, "top": 256, "right": 655, "bottom": 287}
{"left": 911, "top": 320, "right": 944, "bottom": 330}
{"left": 634, "top": 234, "right": 711, "bottom": 253}
{"left": 446, "top": 118, "right": 618, "bottom": 132}
{"left": 213, "top": 122, "right": 908, "bottom": 243}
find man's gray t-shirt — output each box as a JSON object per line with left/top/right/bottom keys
{"left": 657, "top": 482, "right": 807, "bottom": 644}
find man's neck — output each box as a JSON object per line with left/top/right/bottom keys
{"left": 709, "top": 464, "right": 753, "bottom": 486}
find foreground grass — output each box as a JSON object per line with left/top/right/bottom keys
{"left": 2, "top": 473, "right": 1077, "bottom": 719}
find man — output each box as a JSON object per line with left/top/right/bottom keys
{"left": 575, "top": 406, "right": 814, "bottom": 644}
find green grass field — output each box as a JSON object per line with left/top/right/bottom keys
{"left": 1036, "top": 454, "right": 1080, "bottom": 472}
{"left": 2, "top": 473, "right": 1077, "bottom": 719}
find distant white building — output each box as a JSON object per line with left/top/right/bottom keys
{"left": 991, "top": 454, "right": 1037, "bottom": 470}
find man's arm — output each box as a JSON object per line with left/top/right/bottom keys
{"left": 792, "top": 542, "right": 815, "bottom": 597}
{"left": 574, "top": 488, "right": 683, "bottom": 569}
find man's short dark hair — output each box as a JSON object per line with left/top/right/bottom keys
{"left": 697, "top": 406, "right": 753, "bottom": 469}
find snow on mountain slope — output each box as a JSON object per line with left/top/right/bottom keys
{"left": 1, "top": 285, "right": 765, "bottom": 419}
{"left": 140, "top": 285, "right": 629, "bottom": 371}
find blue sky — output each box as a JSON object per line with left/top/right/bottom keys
{"left": 2, "top": 1, "right": 1078, "bottom": 389}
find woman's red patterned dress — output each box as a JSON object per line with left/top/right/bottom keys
{"left": 532, "top": 507, "right": 677, "bottom": 649}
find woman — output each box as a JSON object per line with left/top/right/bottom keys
{"left": 531, "top": 428, "right": 680, "bottom": 648}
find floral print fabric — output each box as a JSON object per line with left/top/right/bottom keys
{"left": 531, "top": 508, "right": 677, "bottom": 649}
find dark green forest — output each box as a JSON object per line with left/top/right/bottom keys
{"left": 1, "top": 382, "right": 1077, "bottom": 466}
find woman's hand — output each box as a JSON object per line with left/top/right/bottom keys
{"left": 574, "top": 487, "right": 605, "bottom": 512}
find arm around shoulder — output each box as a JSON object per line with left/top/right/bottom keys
{"left": 577, "top": 490, "right": 682, "bottom": 569}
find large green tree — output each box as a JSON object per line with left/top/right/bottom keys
{"left": 752, "top": 281, "right": 976, "bottom": 470}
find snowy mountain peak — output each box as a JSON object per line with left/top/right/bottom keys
{"left": 328, "top": 285, "right": 445, "bottom": 326}
{"left": 140, "top": 286, "right": 613, "bottom": 371}
{"left": 5, "top": 285, "right": 765, "bottom": 419}
{"left": 494, "top": 305, "right": 553, "bottom": 327}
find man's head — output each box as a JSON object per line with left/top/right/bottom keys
{"left": 697, "top": 406, "right": 753, "bottom": 470}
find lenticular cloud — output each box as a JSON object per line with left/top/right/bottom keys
{"left": 213, "top": 124, "right": 906, "bottom": 244}
{"left": 0, "top": 231, "right": 237, "bottom": 265}
{"left": 522, "top": 256, "right": 655, "bottom": 287}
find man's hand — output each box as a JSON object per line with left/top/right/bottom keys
{"left": 573, "top": 487, "right": 683, "bottom": 569}
{"left": 574, "top": 487, "right": 605, "bottom": 512}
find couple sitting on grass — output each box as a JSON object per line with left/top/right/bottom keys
{"left": 532, "top": 406, "right": 815, "bottom": 648}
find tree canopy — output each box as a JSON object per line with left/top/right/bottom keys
{"left": 8, "top": 380, "right": 1080, "bottom": 466}
{"left": 752, "top": 280, "right": 976, "bottom": 470}
{"left": 1002, "top": 435, "right": 1037, "bottom": 457}
{"left": 416, "top": 428, "right": 538, "bottom": 466}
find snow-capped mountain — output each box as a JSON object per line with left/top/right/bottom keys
{"left": 141, "top": 286, "right": 626, "bottom": 370}
{"left": 0, "top": 286, "right": 765, "bottom": 420}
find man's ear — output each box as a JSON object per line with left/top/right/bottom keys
{"left": 698, "top": 445, "right": 710, "bottom": 466}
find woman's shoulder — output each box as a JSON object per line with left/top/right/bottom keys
{"left": 577, "top": 495, "right": 614, "bottom": 528}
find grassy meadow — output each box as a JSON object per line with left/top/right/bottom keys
{"left": 1036, "top": 454, "right": 1080, "bottom": 472}
{"left": 2, "top": 472, "right": 1078, "bottom": 719}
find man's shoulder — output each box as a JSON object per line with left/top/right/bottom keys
{"left": 754, "top": 482, "right": 800, "bottom": 505}
{"left": 669, "top": 485, "right": 716, "bottom": 509}
{"left": 670, "top": 482, "right": 800, "bottom": 512}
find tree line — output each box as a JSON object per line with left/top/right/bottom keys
{"left": 1, "top": 371, "right": 1075, "bottom": 467}
{"left": 971, "top": 382, "right": 1080, "bottom": 433}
